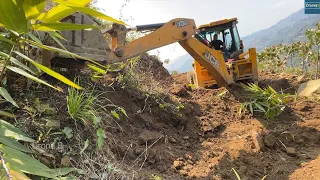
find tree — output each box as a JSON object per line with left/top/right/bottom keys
{"left": 306, "top": 22, "right": 320, "bottom": 79}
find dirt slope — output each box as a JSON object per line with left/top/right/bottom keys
{"left": 5, "top": 53, "right": 320, "bottom": 180}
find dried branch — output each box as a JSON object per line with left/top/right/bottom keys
{"left": 0, "top": 151, "right": 12, "bottom": 180}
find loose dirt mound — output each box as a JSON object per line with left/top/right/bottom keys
{"left": 5, "top": 53, "right": 320, "bottom": 180}
{"left": 134, "top": 53, "right": 173, "bottom": 83}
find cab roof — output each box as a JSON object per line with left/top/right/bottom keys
{"left": 198, "top": 18, "right": 238, "bottom": 29}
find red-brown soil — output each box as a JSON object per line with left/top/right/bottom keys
{"left": 7, "top": 54, "right": 320, "bottom": 180}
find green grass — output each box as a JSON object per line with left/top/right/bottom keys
{"left": 67, "top": 84, "right": 101, "bottom": 126}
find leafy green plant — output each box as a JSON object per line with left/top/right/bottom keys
{"left": 171, "top": 70, "right": 179, "bottom": 75}
{"left": 150, "top": 174, "right": 162, "bottom": 180}
{"left": 0, "top": 1, "right": 125, "bottom": 178}
{"left": 238, "top": 83, "right": 293, "bottom": 120}
{"left": 67, "top": 81, "right": 101, "bottom": 126}
{"left": 0, "top": 119, "right": 77, "bottom": 179}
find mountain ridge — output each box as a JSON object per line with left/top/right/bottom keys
{"left": 165, "top": 8, "right": 320, "bottom": 73}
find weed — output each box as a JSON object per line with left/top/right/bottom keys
{"left": 239, "top": 83, "right": 293, "bottom": 120}
{"left": 67, "top": 80, "right": 101, "bottom": 126}
{"left": 232, "top": 168, "right": 267, "bottom": 180}
{"left": 150, "top": 174, "right": 162, "bottom": 180}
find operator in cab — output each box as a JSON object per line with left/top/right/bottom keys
{"left": 210, "top": 34, "right": 225, "bottom": 50}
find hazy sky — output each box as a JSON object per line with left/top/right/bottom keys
{"left": 96, "top": 0, "right": 304, "bottom": 63}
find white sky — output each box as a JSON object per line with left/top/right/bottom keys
{"left": 96, "top": 0, "right": 304, "bottom": 64}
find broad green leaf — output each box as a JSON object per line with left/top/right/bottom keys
{"left": 3, "top": 155, "right": 57, "bottom": 179}
{"left": 31, "top": 22, "right": 99, "bottom": 31}
{"left": 254, "top": 102, "right": 266, "bottom": 112}
{"left": 87, "top": 63, "right": 106, "bottom": 74}
{"left": 53, "top": 0, "right": 126, "bottom": 25}
{"left": 62, "top": 127, "right": 73, "bottom": 139}
{"left": 96, "top": 128, "right": 105, "bottom": 149}
{"left": 0, "top": 52, "right": 36, "bottom": 75}
{"left": 0, "top": 119, "right": 28, "bottom": 137}
{"left": 49, "top": 32, "right": 67, "bottom": 51}
{"left": 23, "top": 38, "right": 106, "bottom": 68}
{"left": 111, "top": 110, "right": 120, "bottom": 119}
{"left": 5, "top": 164, "right": 31, "bottom": 180}
{"left": 0, "top": 34, "right": 17, "bottom": 45}
{"left": 14, "top": 51, "right": 83, "bottom": 90}
{"left": 27, "top": 32, "right": 43, "bottom": 44}
{"left": 119, "top": 107, "right": 128, "bottom": 118}
{"left": 0, "top": 145, "right": 51, "bottom": 170}
{"left": 51, "top": 31, "right": 67, "bottom": 41}
{"left": 0, "top": 110, "right": 15, "bottom": 118}
{"left": 37, "top": 0, "right": 92, "bottom": 23}
{"left": 7, "top": 66, "right": 62, "bottom": 92}
{"left": 0, "top": 135, "right": 33, "bottom": 153}
{"left": 22, "top": 0, "right": 46, "bottom": 20}
{"left": 0, "top": 0, "right": 27, "bottom": 33}
{"left": 0, "top": 127, "right": 35, "bottom": 142}
{"left": 0, "top": 87, "right": 19, "bottom": 108}
{"left": 249, "top": 103, "right": 253, "bottom": 114}
{"left": 80, "top": 139, "right": 89, "bottom": 154}
{"left": 10, "top": 169, "right": 31, "bottom": 180}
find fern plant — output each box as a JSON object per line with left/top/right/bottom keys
{"left": 238, "top": 83, "right": 293, "bottom": 120}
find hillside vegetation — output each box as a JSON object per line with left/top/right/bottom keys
{"left": 243, "top": 8, "right": 320, "bottom": 52}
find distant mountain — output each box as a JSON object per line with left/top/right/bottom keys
{"left": 166, "top": 8, "right": 320, "bottom": 73}
{"left": 165, "top": 54, "right": 193, "bottom": 74}
{"left": 243, "top": 8, "right": 320, "bottom": 52}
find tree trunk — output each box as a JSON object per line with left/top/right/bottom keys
{"left": 317, "top": 46, "right": 319, "bottom": 79}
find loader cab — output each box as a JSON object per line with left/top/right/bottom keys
{"left": 196, "top": 18, "right": 243, "bottom": 60}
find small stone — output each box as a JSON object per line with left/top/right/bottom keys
{"left": 179, "top": 170, "right": 188, "bottom": 176}
{"left": 61, "top": 156, "right": 71, "bottom": 167}
{"left": 170, "top": 86, "right": 188, "bottom": 97}
{"left": 286, "top": 147, "right": 297, "bottom": 157}
{"left": 184, "top": 154, "right": 192, "bottom": 160}
{"left": 138, "top": 130, "right": 163, "bottom": 145}
{"left": 184, "top": 142, "right": 191, "bottom": 148}
{"left": 264, "top": 134, "right": 277, "bottom": 147}
{"left": 134, "top": 147, "right": 144, "bottom": 155}
{"left": 239, "top": 165, "right": 247, "bottom": 174}
{"left": 296, "top": 138, "right": 304, "bottom": 144}
{"left": 183, "top": 136, "right": 189, "bottom": 140}
{"left": 296, "top": 104, "right": 312, "bottom": 112}
{"left": 169, "top": 137, "right": 177, "bottom": 143}
{"left": 173, "top": 160, "right": 184, "bottom": 170}
{"left": 252, "top": 131, "right": 265, "bottom": 151}
{"left": 187, "top": 160, "right": 194, "bottom": 165}
{"left": 45, "top": 119, "right": 60, "bottom": 129}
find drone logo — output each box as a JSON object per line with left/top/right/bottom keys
{"left": 305, "top": 0, "right": 320, "bottom": 14}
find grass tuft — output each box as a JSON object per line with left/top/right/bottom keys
{"left": 67, "top": 78, "right": 101, "bottom": 126}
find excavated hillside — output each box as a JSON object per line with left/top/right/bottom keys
{"left": 5, "top": 53, "right": 320, "bottom": 180}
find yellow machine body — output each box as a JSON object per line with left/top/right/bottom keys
{"left": 190, "top": 18, "right": 258, "bottom": 88}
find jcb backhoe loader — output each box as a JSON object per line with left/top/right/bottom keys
{"left": 32, "top": 12, "right": 258, "bottom": 88}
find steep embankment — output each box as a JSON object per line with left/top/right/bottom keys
{"left": 6, "top": 52, "right": 320, "bottom": 179}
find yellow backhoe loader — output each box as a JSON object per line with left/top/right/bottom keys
{"left": 33, "top": 12, "right": 258, "bottom": 88}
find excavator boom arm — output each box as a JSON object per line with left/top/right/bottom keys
{"left": 103, "top": 18, "right": 197, "bottom": 64}
{"left": 102, "top": 18, "right": 232, "bottom": 87}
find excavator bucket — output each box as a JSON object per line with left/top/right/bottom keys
{"left": 29, "top": 12, "right": 111, "bottom": 69}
